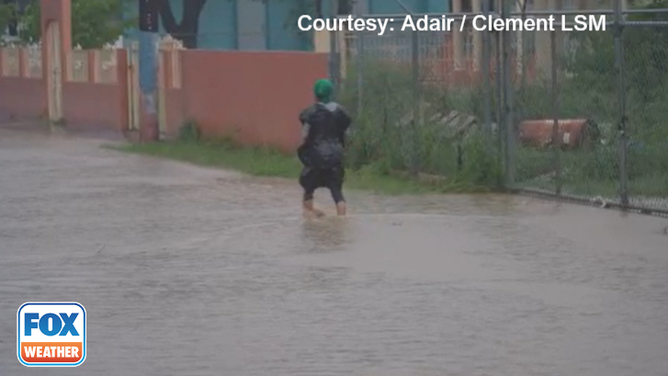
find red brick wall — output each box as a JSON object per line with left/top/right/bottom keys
{"left": 1, "top": 45, "right": 329, "bottom": 153}
{"left": 61, "top": 50, "right": 129, "bottom": 132}
{"left": 0, "top": 77, "right": 46, "bottom": 121}
{"left": 164, "top": 50, "right": 329, "bottom": 152}
{"left": 0, "top": 46, "right": 46, "bottom": 120}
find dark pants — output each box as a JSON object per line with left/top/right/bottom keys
{"left": 299, "top": 165, "right": 345, "bottom": 204}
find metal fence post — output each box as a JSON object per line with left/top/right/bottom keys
{"left": 495, "top": 30, "right": 504, "bottom": 184}
{"left": 502, "top": 0, "right": 515, "bottom": 187}
{"left": 614, "top": 0, "right": 629, "bottom": 207}
{"left": 410, "top": 27, "right": 420, "bottom": 177}
{"left": 356, "top": 4, "right": 364, "bottom": 116}
{"left": 481, "top": 0, "right": 492, "bottom": 151}
{"left": 550, "top": 29, "right": 562, "bottom": 195}
{"left": 329, "top": 0, "right": 339, "bottom": 99}
{"left": 138, "top": 0, "right": 159, "bottom": 142}
{"left": 388, "top": 0, "right": 420, "bottom": 176}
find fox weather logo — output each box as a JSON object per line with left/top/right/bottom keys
{"left": 17, "top": 302, "right": 87, "bottom": 367}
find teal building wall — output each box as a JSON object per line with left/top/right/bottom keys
{"left": 367, "top": 0, "right": 449, "bottom": 13}
{"left": 124, "top": 0, "right": 451, "bottom": 51}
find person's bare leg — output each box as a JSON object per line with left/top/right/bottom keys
{"left": 336, "top": 201, "right": 347, "bottom": 216}
{"left": 330, "top": 182, "right": 347, "bottom": 217}
{"left": 303, "top": 199, "right": 325, "bottom": 217}
{"left": 303, "top": 199, "right": 314, "bottom": 212}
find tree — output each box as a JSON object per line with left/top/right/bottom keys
{"left": 14, "top": 0, "right": 135, "bottom": 48}
{"left": 566, "top": 0, "right": 668, "bottom": 96}
{"left": 0, "top": 0, "right": 18, "bottom": 37}
{"left": 157, "top": 0, "right": 207, "bottom": 49}
{"left": 0, "top": 2, "right": 12, "bottom": 31}
{"left": 0, "top": 0, "right": 20, "bottom": 46}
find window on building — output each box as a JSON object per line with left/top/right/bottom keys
{"left": 460, "top": 0, "right": 498, "bottom": 30}
{"left": 450, "top": 0, "right": 496, "bottom": 12}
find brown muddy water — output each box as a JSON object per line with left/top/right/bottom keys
{"left": 1, "top": 128, "right": 667, "bottom": 376}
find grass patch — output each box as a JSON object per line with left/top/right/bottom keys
{"left": 108, "top": 140, "right": 300, "bottom": 177}
{"left": 106, "top": 139, "right": 491, "bottom": 196}
{"left": 514, "top": 147, "right": 668, "bottom": 198}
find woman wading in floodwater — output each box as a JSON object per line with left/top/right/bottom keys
{"left": 297, "top": 79, "right": 352, "bottom": 217}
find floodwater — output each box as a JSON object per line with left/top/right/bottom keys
{"left": 1, "top": 126, "right": 667, "bottom": 376}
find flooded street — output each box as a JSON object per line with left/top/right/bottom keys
{"left": 1, "top": 127, "right": 667, "bottom": 376}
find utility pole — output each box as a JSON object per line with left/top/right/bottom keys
{"left": 329, "top": 0, "right": 339, "bottom": 99}
{"left": 138, "top": 0, "right": 160, "bottom": 142}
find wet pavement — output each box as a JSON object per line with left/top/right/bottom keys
{"left": 1, "top": 126, "right": 667, "bottom": 376}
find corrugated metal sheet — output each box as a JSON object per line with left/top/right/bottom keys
{"left": 518, "top": 119, "right": 600, "bottom": 149}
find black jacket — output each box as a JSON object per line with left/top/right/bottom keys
{"left": 298, "top": 102, "right": 352, "bottom": 169}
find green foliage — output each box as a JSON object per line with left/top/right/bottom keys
{"left": 178, "top": 119, "right": 201, "bottom": 142}
{"left": 15, "top": 0, "right": 37, "bottom": 44}
{"left": 339, "top": 59, "right": 502, "bottom": 191}
{"left": 341, "top": 0, "right": 668, "bottom": 197}
{"left": 14, "top": 0, "right": 135, "bottom": 48}
{"left": 559, "top": 1, "right": 668, "bottom": 139}
{"left": 0, "top": 3, "right": 16, "bottom": 39}
{"left": 111, "top": 138, "right": 443, "bottom": 195}
{"left": 511, "top": 1, "right": 668, "bottom": 198}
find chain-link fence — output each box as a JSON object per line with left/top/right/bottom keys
{"left": 333, "top": 1, "right": 668, "bottom": 217}
{"left": 335, "top": 14, "right": 503, "bottom": 189}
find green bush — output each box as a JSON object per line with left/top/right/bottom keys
{"left": 340, "top": 1, "right": 668, "bottom": 197}
{"left": 8, "top": 0, "right": 135, "bottom": 48}
{"left": 339, "top": 59, "right": 501, "bottom": 190}
{"left": 178, "top": 119, "right": 201, "bottom": 142}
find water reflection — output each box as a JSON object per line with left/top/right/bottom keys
{"left": 2, "top": 129, "right": 668, "bottom": 376}
{"left": 299, "top": 217, "right": 354, "bottom": 253}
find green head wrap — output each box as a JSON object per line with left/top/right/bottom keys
{"left": 313, "top": 79, "right": 333, "bottom": 103}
